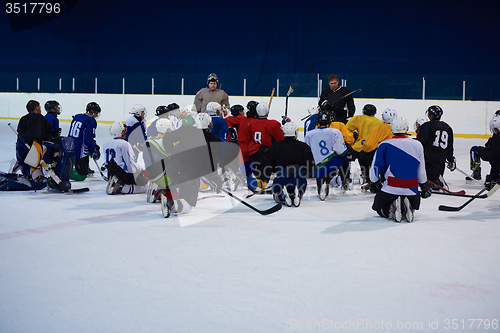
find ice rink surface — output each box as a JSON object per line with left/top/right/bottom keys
{"left": 0, "top": 119, "right": 499, "bottom": 333}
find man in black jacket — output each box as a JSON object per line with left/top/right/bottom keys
{"left": 318, "top": 74, "right": 355, "bottom": 124}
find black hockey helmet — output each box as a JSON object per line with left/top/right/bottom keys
{"left": 495, "top": 110, "right": 500, "bottom": 116}
{"left": 362, "top": 104, "right": 376, "bottom": 116}
{"left": 230, "top": 104, "right": 244, "bottom": 116}
{"left": 320, "top": 100, "right": 334, "bottom": 111}
{"left": 156, "top": 105, "right": 168, "bottom": 116}
{"left": 246, "top": 101, "right": 259, "bottom": 117}
{"left": 86, "top": 102, "right": 101, "bottom": 114}
{"left": 44, "top": 100, "right": 61, "bottom": 114}
{"left": 166, "top": 103, "right": 180, "bottom": 112}
{"left": 317, "top": 109, "right": 332, "bottom": 126}
{"left": 426, "top": 105, "right": 443, "bottom": 121}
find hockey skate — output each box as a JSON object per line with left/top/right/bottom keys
{"left": 146, "top": 182, "right": 162, "bottom": 203}
{"left": 403, "top": 197, "right": 414, "bottom": 222}
{"left": 465, "top": 167, "right": 481, "bottom": 181}
{"left": 319, "top": 181, "right": 328, "bottom": 201}
{"left": 106, "top": 175, "right": 123, "bottom": 195}
{"left": 340, "top": 178, "right": 351, "bottom": 194}
{"left": 292, "top": 187, "right": 302, "bottom": 207}
{"left": 389, "top": 196, "right": 402, "bottom": 222}
{"left": 282, "top": 188, "right": 292, "bottom": 207}
{"left": 161, "top": 193, "right": 176, "bottom": 218}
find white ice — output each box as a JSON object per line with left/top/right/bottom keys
{"left": 0, "top": 119, "right": 499, "bottom": 333}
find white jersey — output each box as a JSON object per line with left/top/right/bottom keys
{"left": 168, "top": 115, "right": 183, "bottom": 131}
{"left": 103, "top": 138, "right": 142, "bottom": 173}
{"left": 304, "top": 127, "right": 347, "bottom": 164}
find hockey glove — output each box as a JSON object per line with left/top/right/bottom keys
{"left": 485, "top": 175, "right": 498, "bottom": 191}
{"left": 91, "top": 145, "right": 100, "bottom": 160}
{"left": 369, "top": 179, "right": 383, "bottom": 193}
{"left": 446, "top": 156, "right": 456, "bottom": 171}
{"left": 419, "top": 181, "right": 432, "bottom": 198}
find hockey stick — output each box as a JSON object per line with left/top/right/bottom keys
{"left": 8, "top": 123, "right": 72, "bottom": 193}
{"left": 202, "top": 177, "right": 281, "bottom": 215}
{"left": 454, "top": 166, "right": 484, "bottom": 185}
{"left": 431, "top": 191, "right": 487, "bottom": 199}
{"left": 438, "top": 187, "right": 489, "bottom": 212}
{"left": 269, "top": 88, "right": 275, "bottom": 108}
{"left": 93, "top": 158, "right": 108, "bottom": 181}
{"left": 282, "top": 85, "right": 294, "bottom": 122}
{"left": 301, "top": 88, "right": 361, "bottom": 121}
{"left": 429, "top": 180, "right": 465, "bottom": 195}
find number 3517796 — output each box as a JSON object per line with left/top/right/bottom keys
{"left": 6, "top": 3, "right": 61, "bottom": 14}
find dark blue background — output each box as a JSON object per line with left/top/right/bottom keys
{"left": 1, "top": 0, "right": 499, "bottom": 99}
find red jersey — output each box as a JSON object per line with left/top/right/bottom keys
{"left": 247, "top": 118, "right": 284, "bottom": 156}
{"left": 237, "top": 117, "right": 256, "bottom": 162}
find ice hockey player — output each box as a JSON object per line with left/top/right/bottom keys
{"left": 206, "top": 101, "right": 229, "bottom": 142}
{"left": 103, "top": 121, "right": 148, "bottom": 195}
{"left": 303, "top": 104, "right": 320, "bottom": 138}
{"left": 246, "top": 103, "right": 284, "bottom": 192}
{"left": 68, "top": 102, "right": 101, "bottom": 181}
{"left": 237, "top": 101, "right": 259, "bottom": 178}
{"left": 143, "top": 118, "right": 173, "bottom": 202}
{"left": 305, "top": 110, "right": 348, "bottom": 200}
{"left": 467, "top": 117, "right": 500, "bottom": 189}
{"left": 269, "top": 122, "right": 314, "bottom": 207}
{"left": 225, "top": 104, "right": 246, "bottom": 144}
{"left": 125, "top": 104, "right": 148, "bottom": 156}
{"left": 193, "top": 73, "right": 230, "bottom": 113}
{"left": 165, "top": 103, "right": 184, "bottom": 131}
{"left": 179, "top": 105, "right": 196, "bottom": 127}
{"left": 369, "top": 117, "right": 432, "bottom": 223}
{"left": 318, "top": 74, "right": 356, "bottom": 124}
{"left": 358, "top": 108, "right": 398, "bottom": 187}
{"left": 414, "top": 117, "right": 427, "bottom": 137}
{"left": 44, "top": 100, "right": 62, "bottom": 146}
{"left": 16, "top": 100, "right": 52, "bottom": 178}
{"left": 157, "top": 112, "right": 236, "bottom": 218}
{"left": 416, "top": 105, "right": 456, "bottom": 190}
{"left": 147, "top": 105, "right": 168, "bottom": 137}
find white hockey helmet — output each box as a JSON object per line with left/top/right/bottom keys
{"left": 490, "top": 117, "right": 500, "bottom": 133}
{"left": 414, "top": 117, "right": 427, "bottom": 131}
{"left": 156, "top": 118, "right": 173, "bottom": 134}
{"left": 206, "top": 102, "right": 221, "bottom": 116}
{"left": 131, "top": 104, "right": 147, "bottom": 118}
{"left": 391, "top": 117, "right": 409, "bottom": 135}
{"left": 307, "top": 104, "right": 320, "bottom": 115}
{"left": 282, "top": 121, "right": 298, "bottom": 138}
{"left": 382, "top": 108, "right": 398, "bottom": 124}
{"left": 256, "top": 103, "right": 269, "bottom": 117}
{"left": 196, "top": 112, "right": 213, "bottom": 129}
{"left": 109, "top": 121, "right": 126, "bottom": 138}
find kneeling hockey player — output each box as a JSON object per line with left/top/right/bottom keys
{"left": 369, "top": 117, "right": 432, "bottom": 223}
{"left": 103, "top": 121, "right": 148, "bottom": 195}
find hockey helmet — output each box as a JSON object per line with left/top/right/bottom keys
{"left": 307, "top": 104, "right": 320, "bottom": 115}
{"left": 362, "top": 104, "right": 377, "bottom": 116}
{"left": 490, "top": 117, "right": 500, "bottom": 133}
{"left": 320, "top": 100, "right": 334, "bottom": 111}
{"left": 382, "top": 108, "right": 398, "bottom": 124}
{"left": 86, "top": 102, "right": 101, "bottom": 115}
{"left": 206, "top": 102, "right": 221, "bottom": 116}
{"left": 130, "top": 104, "right": 147, "bottom": 118}
{"left": 414, "top": 117, "right": 427, "bottom": 131}
{"left": 391, "top": 117, "right": 409, "bottom": 135}
{"left": 109, "top": 121, "right": 126, "bottom": 138}
{"left": 196, "top": 112, "right": 212, "bottom": 130}
{"left": 156, "top": 118, "right": 173, "bottom": 134}
{"left": 246, "top": 101, "right": 259, "bottom": 117}
{"left": 282, "top": 122, "right": 298, "bottom": 138}
{"left": 495, "top": 110, "right": 500, "bottom": 117}
{"left": 166, "top": 103, "right": 180, "bottom": 113}
{"left": 256, "top": 103, "right": 269, "bottom": 117}
{"left": 426, "top": 105, "right": 443, "bottom": 121}
{"left": 44, "top": 100, "right": 61, "bottom": 114}
{"left": 317, "top": 109, "right": 332, "bottom": 126}
{"left": 230, "top": 104, "right": 245, "bottom": 116}
{"left": 156, "top": 105, "right": 168, "bottom": 116}
{"left": 207, "top": 73, "right": 218, "bottom": 84}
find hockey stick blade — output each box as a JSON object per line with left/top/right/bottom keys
{"left": 486, "top": 183, "right": 500, "bottom": 197}
{"left": 429, "top": 180, "right": 466, "bottom": 195}
{"left": 454, "top": 166, "right": 484, "bottom": 185}
{"left": 431, "top": 191, "right": 487, "bottom": 199}
{"left": 221, "top": 188, "right": 281, "bottom": 215}
{"left": 438, "top": 187, "right": 489, "bottom": 212}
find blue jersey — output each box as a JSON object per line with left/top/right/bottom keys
{"left": 210, "top": 116, "right": 229, "bottom": 142}
{"left": 45, "top": 113, "right": 59, "bottom": 132}
{"left": 68, "top": 113, "right": 97, "bottom": 159}
{"left": 370, "top": 136, "right": 427, "bottom": 196}
{"left": 304, "top": 114, "right": 318, "bottom": 138}
{"left": 147, "top": 118, "right": 160, "bottom": 138}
